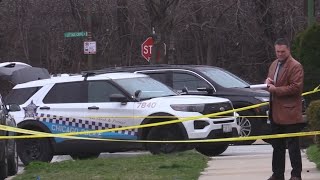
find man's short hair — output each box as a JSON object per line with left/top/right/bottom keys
{"left": 274, "top": 38, "right": 290, "bottom": 48}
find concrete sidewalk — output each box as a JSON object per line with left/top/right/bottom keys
{"left": 199, "top": 147, "right": 320, "bottom": 180}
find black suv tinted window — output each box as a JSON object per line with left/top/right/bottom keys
{"left": 199, "top": 67, "right": 249, "bottom": 88}
{"left": 43, "top": 82, "right": 87, "bottom": 103}
{"left": 146, "top": 73, "right": 169, "bottom": 86}
{"left": 0, "top": 95, "right": 3, "bottom": 110}
{"left": 5, "top": 87, "right": 40, "bottom": 105}
{"left": 173, "top": 72, "right": 210, "bottom": 91}
{"left": 88, "top": 81, "right": 123, "bottom": 102}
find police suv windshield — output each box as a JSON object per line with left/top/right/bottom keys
{"left": 199, "top": 67, "right": 250, "bottom": 88}
{"left": 114, "top": 77, "right": 177, "bottom": 99}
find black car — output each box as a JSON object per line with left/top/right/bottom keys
{"left": 0, "top": 94, "right": 20, "bottom": 179}
{"left": 89, "top": 65, "right": 272, "bottom": 145}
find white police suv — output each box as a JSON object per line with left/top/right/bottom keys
{"left": 5, "top": 72, "right": 239, "bottom": 165}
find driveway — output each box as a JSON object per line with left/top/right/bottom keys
{"left": 199, "top": 144, "right": 320, "bottom": 180}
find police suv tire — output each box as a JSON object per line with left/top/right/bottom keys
{"left": 235, "top": 110, "right": 257, "bottom": 145}
{"left": 7, "top": 140, "right": 18, "bottom": 176}
{"left": 17, "top": 138, "right": 53, "bottom": 165}
{"left": 146, "top": 125, "right": 184, "bottom": 154}
{"left": 0, "top": 146, "right": 8, "bottom": 180}
{"left": 70, "top": 153, "right": 100, "bottom": 160}
{"left": 195, "top": 143, "right": 229, "bottom": 156}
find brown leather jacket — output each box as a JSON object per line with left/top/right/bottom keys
{"left": 267, "top": 56, "right": 304, "bottom": 124}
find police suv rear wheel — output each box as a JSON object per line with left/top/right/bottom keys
{"left": 146, "top": 125, "right": 184, "bottom": 154}
{"left": 17, "top": 138, "right": 53, "bottom": 165}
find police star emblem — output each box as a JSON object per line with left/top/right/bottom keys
{"left": 23, "top": 100, "right": 39, "bottom": 119}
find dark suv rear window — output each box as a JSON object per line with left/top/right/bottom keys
{"left": 5, "top": 87, "right": 40, "bottom": 105}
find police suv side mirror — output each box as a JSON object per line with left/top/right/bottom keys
{"left": 6, "top": 104, "right": 21, "bottom": 112}
{"left": 109, "top": 94, "right": 128, "bottom": 105}
{"left": 181, "top": 87, "right": 189, "bottom": 94}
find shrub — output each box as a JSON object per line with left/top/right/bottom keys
{"left": 306, "top": 100, "right": 320, "bottom": 146}
{"left": 292, "top": 23, "right": 320, "bottom": 105}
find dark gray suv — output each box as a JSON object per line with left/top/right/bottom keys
{"left": 0, "top": 94, "right": 20, "bottom": 179}
{"left": 90, "top": 65, "right": 272, "bottom": 145}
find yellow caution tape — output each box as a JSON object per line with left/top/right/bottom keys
{"left": 302, "top": 84, "right": 320, "bottom": 96}
{"left": 0, "top": 124, "right": 320, "bottom": 144}
{"left": 86, "top": 115, "right": 267, "bottom": 119}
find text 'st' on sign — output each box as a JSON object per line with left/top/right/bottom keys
{"left": 141, "top": 37, "right": 154, "bottom": 61}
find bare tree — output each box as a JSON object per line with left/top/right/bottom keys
{"left": 145, "top": 0, "right": 180, "bottom": 64}
{"left": 0, "top": 0, "right": 313, "bottom": 85}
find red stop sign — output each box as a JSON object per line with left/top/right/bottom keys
{"left": 141, "top": 37, "right": 154, "bottom": 61}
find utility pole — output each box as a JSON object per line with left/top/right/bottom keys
{"left": 149, "top": 27, "right": 156, "bottom": 65}
{"left": 86, "top": 5, "right": 93, "bottom": 70}
{"left": 306, "top": 0, "right": 316, "bottom": 26}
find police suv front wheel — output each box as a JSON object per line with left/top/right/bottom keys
{"left": 146, "top": 125, "right": 185, "bottom": 154}
{"left": 195, "top": 143, "right": 229, "bottom": 156}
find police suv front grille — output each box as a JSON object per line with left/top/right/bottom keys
{"left": 213, "top": 120, "right": 235, "bottom": 124}
{"left": 202, "top": 102, "right": 234, "bottom": 119}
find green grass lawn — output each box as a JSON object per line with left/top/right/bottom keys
{"left": 13, "top": 150, "right": 209, "bottom": 180}
{"left": 306, "top": 145, "right": 320, "bottom": 169}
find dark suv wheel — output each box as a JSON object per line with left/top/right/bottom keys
{"left": 17, "top": 137, "right": 53, "bottom": 165}
{"left": 0, "top": 144, "right": 8, "bottom": 180}
{"left": 235, "top": 110, "right": 257, "bottom": 145}
{"left": 7, "top": 139, "right": 18, "bottom": 176}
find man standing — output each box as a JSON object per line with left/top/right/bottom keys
{"left": 266, "top": 38, "right": 305, "bottom": 180}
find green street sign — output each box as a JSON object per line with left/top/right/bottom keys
{"left": 64, "top": 31, "right": 87, "bottom": 38}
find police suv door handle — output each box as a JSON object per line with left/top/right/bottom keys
{"left": 39, "top": 106, "right": 50, "bottom": 110}
{"left": 88, "top": 106, "right": 99, "bottom": 110}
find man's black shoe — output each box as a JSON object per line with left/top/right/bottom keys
{"left": 267, "top": 175, "right": 285, "bottom": 180}
{"left": 289, "top": 177, "right": 302, "bottom": 180}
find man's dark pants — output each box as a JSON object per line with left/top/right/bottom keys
{"left": 270, "top": 122, "right": 306, "bottom": 179}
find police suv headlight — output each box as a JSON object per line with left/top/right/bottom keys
{"left": 255, "top": 96, "right": 269, "bottom": 102}
{"left": 170, "top": 104, "right": 205, "bottom": 112}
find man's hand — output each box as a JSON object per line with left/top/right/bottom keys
{"left": 265, "top": 77, "right": 274, "bottom": 85}
{"left": 267, "top": 84, "right": 276, "bottom": 93}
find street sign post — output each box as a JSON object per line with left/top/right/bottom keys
{"left": 141, "top": 37, "right": 154, "bottom": 62}
{"left": 84, "top": 41, "right": 96, "bottom": 54}
{"left": 141, "top": 37, "right": 166, "bottom": 62}
{"left": 64, "top": 31, "right": 88, "bottom": 38}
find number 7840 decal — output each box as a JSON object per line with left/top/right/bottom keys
{"left": 136, "top": 102, "right": 157, "bottom": 108}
